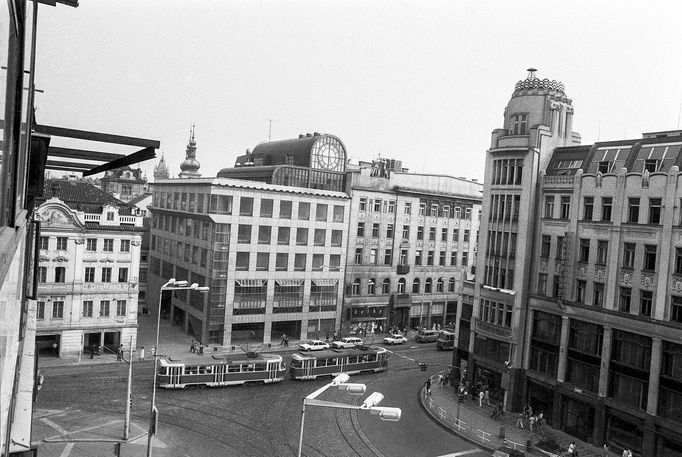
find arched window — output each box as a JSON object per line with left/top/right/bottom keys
{"left": 382, "top": 278, "right": 390, "bottom": 294}
{"left": 352, "top": 278, "right": 361, "bottom": 295}
{"left": 412, "top": 278, "right": 420, "bottom": 294}
{"left": 367, "top": 278, "right": 376, "bottom": 295}
{"left": 437, "top": 278, "right": 445, "bottom": 293}
{"left": 397, "top": 278, "right": 406, "bottom": 294}
{"left": 425, "top": 278, "right": 433, "bottom": 293}
{"left": 448, "top": 277, "right": 456, "bottom": 292}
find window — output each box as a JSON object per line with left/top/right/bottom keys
{"left": 461, "top": 252, "right": 469, "bottom": 266}
{"left": 556, "top": 236, "right": 565, "bottom": 260}
{"left": 373, "top": 199, "right": 382, "bottom": 212}
{"left": 415, "top": 250, "right": 422, "bottom": 265}
{"left": 560, "top": 196, "right": 571, "bottom": 219}
{"left": 260, "top": 199, "right": 273, "bottom": 217}
{"left": 552, "top": 275, "right": 561, "bottom": 298}
{"left": 402, "top": 225, "right": 410, "bottom": 239}
{"left": 583, "top": 197, "right": 593, "bottom": 220}
{"left": 439, "top": 251, "right": 446, "bottom": 266}
{"left": 106, "top": 212, "right": 115, "bottom": 221}
{"left": 279, "top": 200, "right": 292, "bottom": 219}
{"left": 120, "top": 240, "right": 131, "bottom": 252}
{"left": 649, "top": 198, "right": 662, "bottom": 224}
{"left": 427, "top": 251, "right": 434, "bottom": 266}
{"left": 386, "top": 224, "right": 394, "bottom": 238}
{"left": 82, "top": 300, "right": 93, "bottom": 318}
{"left": 256, "top": 253, "right": 270, "bottom": 271}
{"left": 598, "top": 161, "right": 611, "bottom": 173}
{"left": 424, "top": 278, "right": 433, "bottom": 293}
{"left": 400, "top": 249, "right": 408, "bottom": 265}
{"left": 55, "top": 267, "right": 66, "bottom": 283}
{"left": 101, "top": 268, "right": 112, "bottom": 283}
{"left": 538, "top": 273, "right": 548, "bottom": 295}
{"left": 369, "top": 248, "right": 377, "bottom": 265}
{"left": 443, "top": 206, "right": 450, "bottom": 218}
{"left": 355, "top": 248, "right": 363, "bottom": 264}
{"left": 676, "top": 248, "right": 682, "bottom": 275}
{"left": 85, "top": 267, "right": 95, "bottom": 283}
{"left": 357, "top": 222, "right": 365, "bottom": 237}
{"left": 541, "top": 235, "right": 551, "bottom": 258}
{"left": 465, "top": 208, "right": 472, "bottom": 220}
{"left": 397, "top": 278, "right": 406, "bottom": 294}
{"left": 382, "top": 278, "right": 390, "bottom": 294}
{"left": 544, "top": 196, "right": 555, "bottom": 218}
{"left": 37, "top": 301, "right": 45, "bottom": 320}
{"left": 52, "top": 299, "right": 64, "bottom": 319}
{"left": 640, "top": 291, "right": 653, "bottom": 317}
{"left": 331, "top": 230, "right": 343, "bottom": 247}
{"left": 333, "top": 205, "right": 344, "bottom": 222}
{"left": 359, "top": 198, "right": 367, "bottom": 211}
{"left": 238, "top": 225, "right": 252, "bottom": 243}
{"left": 619, "top": 287, "right": 631, "bottom": 312}
{"left": 367, "top": 278, "right": 376, "bottom": 294}
{"left": 258, "top": 226, "right": 271, "bottom": 244}
{"left": 450, "top": 251, "right": 457, "bottom": 266}
{"left": 57, "top": 237, "right": 68, "bottom": 250}
{"left": 623, "top": 243, "right": 635, "bottom": 269}
{"left": 276, "top": 253, "right": 288, "bottom": 271}
{"left": 417, "top": 226, "right": 424, "bottom": 240}
{"left": 384, "top": 249, "right": 392, "bottom": 265}
{"left": 404, "top": 202, "right": 412, "bottom": 215}
{"left": 627, "top": 198, "right": 640, "bottom": 223}
{"left": 412, "top": 278, "right": 420, "bottom": 294}
{"left": 576, "top": 280, "right": 586, "bottom": 303}
{"left": 593, "top": 282, "right": 605, "bottom": 307}
{"left": 298, "top": 202, "right": 310, "bottom": 220}
{"left": 277, "top": 227, "right": 290, "bottom": 245}
{"left": 103, "top": 239, "right": 114, "bottom": 252}
{"left": 601, "top": 197, "right": 612, "bottom": 222}
{"left": 236, "top": 252, "right": 250, "bottom": 271}
{"left": 436, "top": 278, "right": 445, "bottom": 292}
{"left": 329, "top": 254, "right": 341, "bottom": 271}
{"left": 441, "top": 228, "right": 448, "bottom": 241}
{"left": 579, "top": 239, "right": 590, "bottom": 262}
{"left": 643, "top": 244, "right": 657, "bottom": 270}
{"left": 372, "top": 223, "right": 380, "bottom": 237}
{"left": 463, "top": 230, "right": 470, "bottom": 242}
{"left": 38, "top": 267, "right": 47, "bottom": 283}
{"left": 510, "top": 113, "right": 528, "bottom": 135}
{"left": 448, "top": 277, "right": 456, "bottom": 292}
{"left": 39, "top": 237, "right": 49, "bottom": 250}
{"left": 294, "top": 254, "right": 306, "bottom": 271}
{"left": 116, "top": 300, "right": 127, "bottom": 316}
{"left": 296, "top": 228, "right": 309, "bottom": 246}
{"left": 430, "top": 204, "right": 438, "bottom": 217}
{"left": 118, "top": 267, "right": 128, "bottom": 282}
{"left": 419, "top": 203, "right": 426, "bottom": 216}
{"left": 453, "top": 229, "right": 459, "bottom": 242}
{"left": 429, "top": 227, "right": 436, "bottom": 241}
{"left": 644, "top": 159, "right": 659, "bottom": 172}
{"left": 240, "top": 197, "right": 254, "bottom": 216}
{"left": 352, "top": 279, "right": 361, "bottom": 295}
{"left": 671, "top": 296, "right": 682, "bottom": 323}
{"left": 597, "top": 240, "right": 608, "bottom": 265}
{"left": 314, "top": 229, "right": 326, "bottom": 246}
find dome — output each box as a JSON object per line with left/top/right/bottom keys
{"left": 511, "top": 68, "right": 569, "bottom": 102}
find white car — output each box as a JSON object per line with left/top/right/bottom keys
{"left": 383, "top": 333, "right": 408, "bottom": 345}
{"left": 331, "top": 337, "right": 363, "bottom": 349}
{"left": 299, "top": 340, "right": 330, "bottom": 351}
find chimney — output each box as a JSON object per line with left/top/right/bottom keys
{"left": 299, "top": 134, "right": 305, "bottom": 138}
{"left": 313, "top": 132, "right": 320, "bottom": 136}
{"left": 306, "top": 133, "right": 313, "bottom": 137}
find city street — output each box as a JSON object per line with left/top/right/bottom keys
{"left": 34, "top": 343, "right": 483, "bottom": 457}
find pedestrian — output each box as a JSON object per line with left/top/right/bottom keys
{"left": 484, "top": 389, "right": 490, "bottom": 406}
{"left": 190, "top": 339, "right": 196, "bottom": 353}
{"left": 516, "top": 412, "right": 524, "bottom": 429}
{"left": 529, "top": 415, "right": 536, "bottom": 432}
{"left": 284, "top": 335, "right": 289, "bottom": 347}
{"left": 438, "top": 374, "right": 444, "bottom": 386}
{"left": 568, "top": 441, "right": 576, "bottom": 455}
{"left": 478, "top": 390, "right": 484, "bottom": 407}
{"left": 602, "top": 444, "right": 609, "bottom": 457}
{"left": 626, "top": 450, "right": 632, "bottom": 457}
{"left": 199, "top": 343, "right": 204, "bottom": 355}
{"left": 139, "top": 346, "right": 145, "bottom": 361}
{"left": 537, "top": 411, "right": 544, "bottom": 430}
{"left": 151, "top": 346, "right": 156, "bottom": 358}
{"left": 51, "top": 342, "right": 58, "bottom": 357}
{"left": 117, "top": 344, "right": 123, "bottom": 361}
{"left": 425, "top": 378, "right": 432, "bottom": 396}
{"left": 281, "top": 334, "right": 287, "bottom": 345}
{"left": 89, "top": 344, "right": 95, "bottom": 359}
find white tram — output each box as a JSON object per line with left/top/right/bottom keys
{"left": 289, "top": 346, "right": 388, "bottom": 380}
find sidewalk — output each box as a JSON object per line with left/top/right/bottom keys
{"left": 422, "top": 373, "right": 617, "bottom": 457}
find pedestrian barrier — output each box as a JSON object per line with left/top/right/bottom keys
{"left": 475, "top": 429, "right": 491, "bottom": 445}
{"left": 504, "top": 439, "right": 526, "bottom": 451}
{"left": 438, "top": 407, "right": 446, "bottom": 421}
{"left": 453, "top": 418, "right": 466, "bottom": 432}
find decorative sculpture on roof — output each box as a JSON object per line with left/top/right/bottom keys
{"left": 370, "top": 158, "right": 389, "bottom": 178}
{"left": 642, "top": 168, "right": 650, "bottom": 188}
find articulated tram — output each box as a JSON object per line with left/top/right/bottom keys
{"left": 157, "top": 353, "right": 286, "bottom": 389}
{"left": 289, "top": 346, "right": 388, "bottom": 380}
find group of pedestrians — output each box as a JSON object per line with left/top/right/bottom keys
{"left": 189, "top": 339, "right": 204, "bottom": 354}
{"left": 514, "top": 404, "right": 544, "bottom": 432}
{"left": 280, "top": 334, "right": 289, "bottom": 347}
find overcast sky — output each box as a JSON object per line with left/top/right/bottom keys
{"left": 35, "top": 0, "right": 682, "bottom": 182}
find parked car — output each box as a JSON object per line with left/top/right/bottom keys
{"left": 492, "top": 446, "right": 525, "bottom": 457}
{"left": 299, "top": 340, "right": 330, "bottom": 351}
{"left": 383, "top": 333, "right": 408, "bottom": 345}
{"left": 331, "top": 337, "right": 363, "bottom": 349}
{"left": 415, "top": 329, "right": 439, "bottom": 343}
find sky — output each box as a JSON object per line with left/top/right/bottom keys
{"left": 33, "top": 0, "right": 682, "bottom": 183}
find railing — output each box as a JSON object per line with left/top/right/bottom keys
{"left": 397, "top": 264, "right": 410, "bottom": 275}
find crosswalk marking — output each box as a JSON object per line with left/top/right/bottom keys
{"left": 436, "top": 449, "right": 483, "bottom": 457}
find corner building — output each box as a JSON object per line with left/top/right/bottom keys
{"left": 466, "top": 70, "right": 682, "bottom": 457}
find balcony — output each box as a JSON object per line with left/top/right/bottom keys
{"left": 397, "top": 264, "right": 410, "bottom": 275}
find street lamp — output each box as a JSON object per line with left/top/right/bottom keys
{"left": 147, "top": 278, "right": 209, "bottom": 457}
{"left": 297, "top": 373, "right": 401, "bottom": 457}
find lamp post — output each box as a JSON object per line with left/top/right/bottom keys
{"left": 297, "top": 373, "right": 401, "bottom": 457}
{"left": 147, "top": 279, "right": 209, "bottom": 457}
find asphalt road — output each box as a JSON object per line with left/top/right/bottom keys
{"left": 35, "top": 343, "right": 484, "bottom": 457}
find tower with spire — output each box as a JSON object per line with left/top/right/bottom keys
{"left": 153, "top": 152, "right": 170, "bottom": 181}
{"left": 178, "top": 125, "right": 202, "bottom": 178}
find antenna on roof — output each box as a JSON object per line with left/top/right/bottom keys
{"left": 267, "top": 118, "right": 276, "bottom": 142}
{"left": 527, "top": 67, "right": 537, "bottom": 78}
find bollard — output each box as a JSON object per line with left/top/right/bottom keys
{"left": 498, "top": 426, "right": 505, "bottom": 440}
{"left": 419, "top": 362, "right": 427, "bottom": 371}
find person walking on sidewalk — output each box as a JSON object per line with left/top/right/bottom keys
{"left": 484, "top": 389, "right": 490, "bottom": 406}
{"left": 601, "top": 444, "right": 609, "bottom": 457}
{"left": 425, "top": 378, "right": 432, "bottom": 396}
{"left": 117, "top": 344, "right": 124, "bottom": 361}
{"left": 478, "top": 390, "right": 484, "bottom": 407}
{"left": 516, "top": 412, "right": 524, "bottom": 429}
{"left": 567, "top": 442, "right": 576, "bottom": 455}
{"left": 139, "top": 346, "right": 145, "bottom": 361}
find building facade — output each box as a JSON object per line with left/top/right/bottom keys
{"left": 100, "top": 165, "right": 147, "bottom": 202}
{"left": 35, "top": 178, "right": 144, "bottom": 358}
{"left": 464, "top": 69, "right": 682, "bottom": 456}
{"left": 344, "top": 161, "right": 482, "bottom": 336}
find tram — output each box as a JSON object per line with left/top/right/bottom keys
{"left": 289, "top": 346, "right": 388, "bottom": 380}
{"left": 436, "top": 328, "right": 456, "bottom": 350}
{"left": 157, "top": 352, "right": 286, "bottom": 389}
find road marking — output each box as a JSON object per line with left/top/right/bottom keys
{"left": 59, "top": 442, "right": 74, "bottom": 457}
{"left": 436, "top": 450, "right": 483, "bottom": 457}
{"left": 385, "top": 348, "right": 416, "bottom": 362}
{"left": 41, "top": 418, "right": 67, "bottom": 435}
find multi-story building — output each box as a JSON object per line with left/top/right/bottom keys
{"left": 34, "top": 177, "right": 144, "bottom": 358}
{"left": 344, "top": 159, "right": 482, "bottom": 335}
{"left": 147, "top": 133, "right": 350, "bottom": 346}
{"left": 465, "top": 69, "right": 682, "bottom": 456}
{"left": 100, "top": 165, "right": 147, "bottom": 202}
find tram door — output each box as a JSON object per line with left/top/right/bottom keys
{"left": 304, "top": 359, "right": 314, "bottom": 378}
{"left": 168, "top": 366, "right": 182, "bottom": 387}
{"left": 267, "top": 360, "right": 279, "bottom": 380}
{"left": 216, "top": 364, "right": 227, "bottom": 384}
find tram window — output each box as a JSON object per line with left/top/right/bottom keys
{"left": 255, "top": 363, "right": 266, "bottom": 371}
{"left": 246, "top": 364, "right": 255, "bottom": 372}
{"left": 228, "top": 364, "right": 241, "bottom": 373}
{"left": 348, "top": 356, "right": 358, "bottom": 364}
{"left": 291, "top": 359, "right": 301, "bottom": 368}
{"left": 317, "top": 359, "right": 326, "bottom": 367}
{"left": 185, "top": 366, "right": 198, "bottom": 375}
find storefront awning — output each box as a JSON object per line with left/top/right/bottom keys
{"left": 275, "top": 279, "right": 303, "bottom": 287}
{"left": 235, "top": 279, "right": 266, "bottom": 287}
{"left": 312, "top": 279, "right": 338, "bottom": 287}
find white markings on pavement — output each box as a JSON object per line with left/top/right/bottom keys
{"left": 435, "top": 449, "right": 483, "bottom": 457}
{"left": 385, "top": 347, "right": 417, "bottom": 362}
{"left": 41, "top": 417, "right": 67, "bottom": 435}
{"left": 59, "top": 443, "right": 74, "bottom": 457}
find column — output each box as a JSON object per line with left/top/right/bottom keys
{"left": 557, "top": 316, "right": 570, "bottom": 383}
{"left": 598, "top": 326, "right": 612, "bottom": 398}
{"left": 646, "top": 337, "right": 662, "bottom": 416}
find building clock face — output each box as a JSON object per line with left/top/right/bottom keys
{"left": 312, "top": 138, "right": 344, "bottom": 172}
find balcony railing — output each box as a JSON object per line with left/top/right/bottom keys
{"left": 397, "top": 264, "right": 410, "bottom": 275}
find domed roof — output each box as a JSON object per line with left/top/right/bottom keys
{"left": 512, "top": 68, "right": 569, "bottom": 101}
{"left": 179, "top": 125, "right": 201, "bottom": 178}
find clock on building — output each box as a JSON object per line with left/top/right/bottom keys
{"left": 311, "top": 137, "right": 345, "bottom": 172}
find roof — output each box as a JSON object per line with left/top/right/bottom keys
{"left": 39, "top": 178, "right": 132, "bottom": 214}
{"left": 235, "top": 135, "right": 320, "bottom": 167}
{"left": 127, "top": 193, "right": 152, "bottom": 206}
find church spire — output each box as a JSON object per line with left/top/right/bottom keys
{"left": 153, "top": 152, "right": 170, "bottom": 180}
{"left": 179, "top": 124, "right": 201, "bottom": 178}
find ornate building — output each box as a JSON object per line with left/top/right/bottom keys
{"left": 100, "top": 165, "right": 147, "bottom": 202}
{"left": 178, "top": 126, "right": 202, "bottom": 179}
